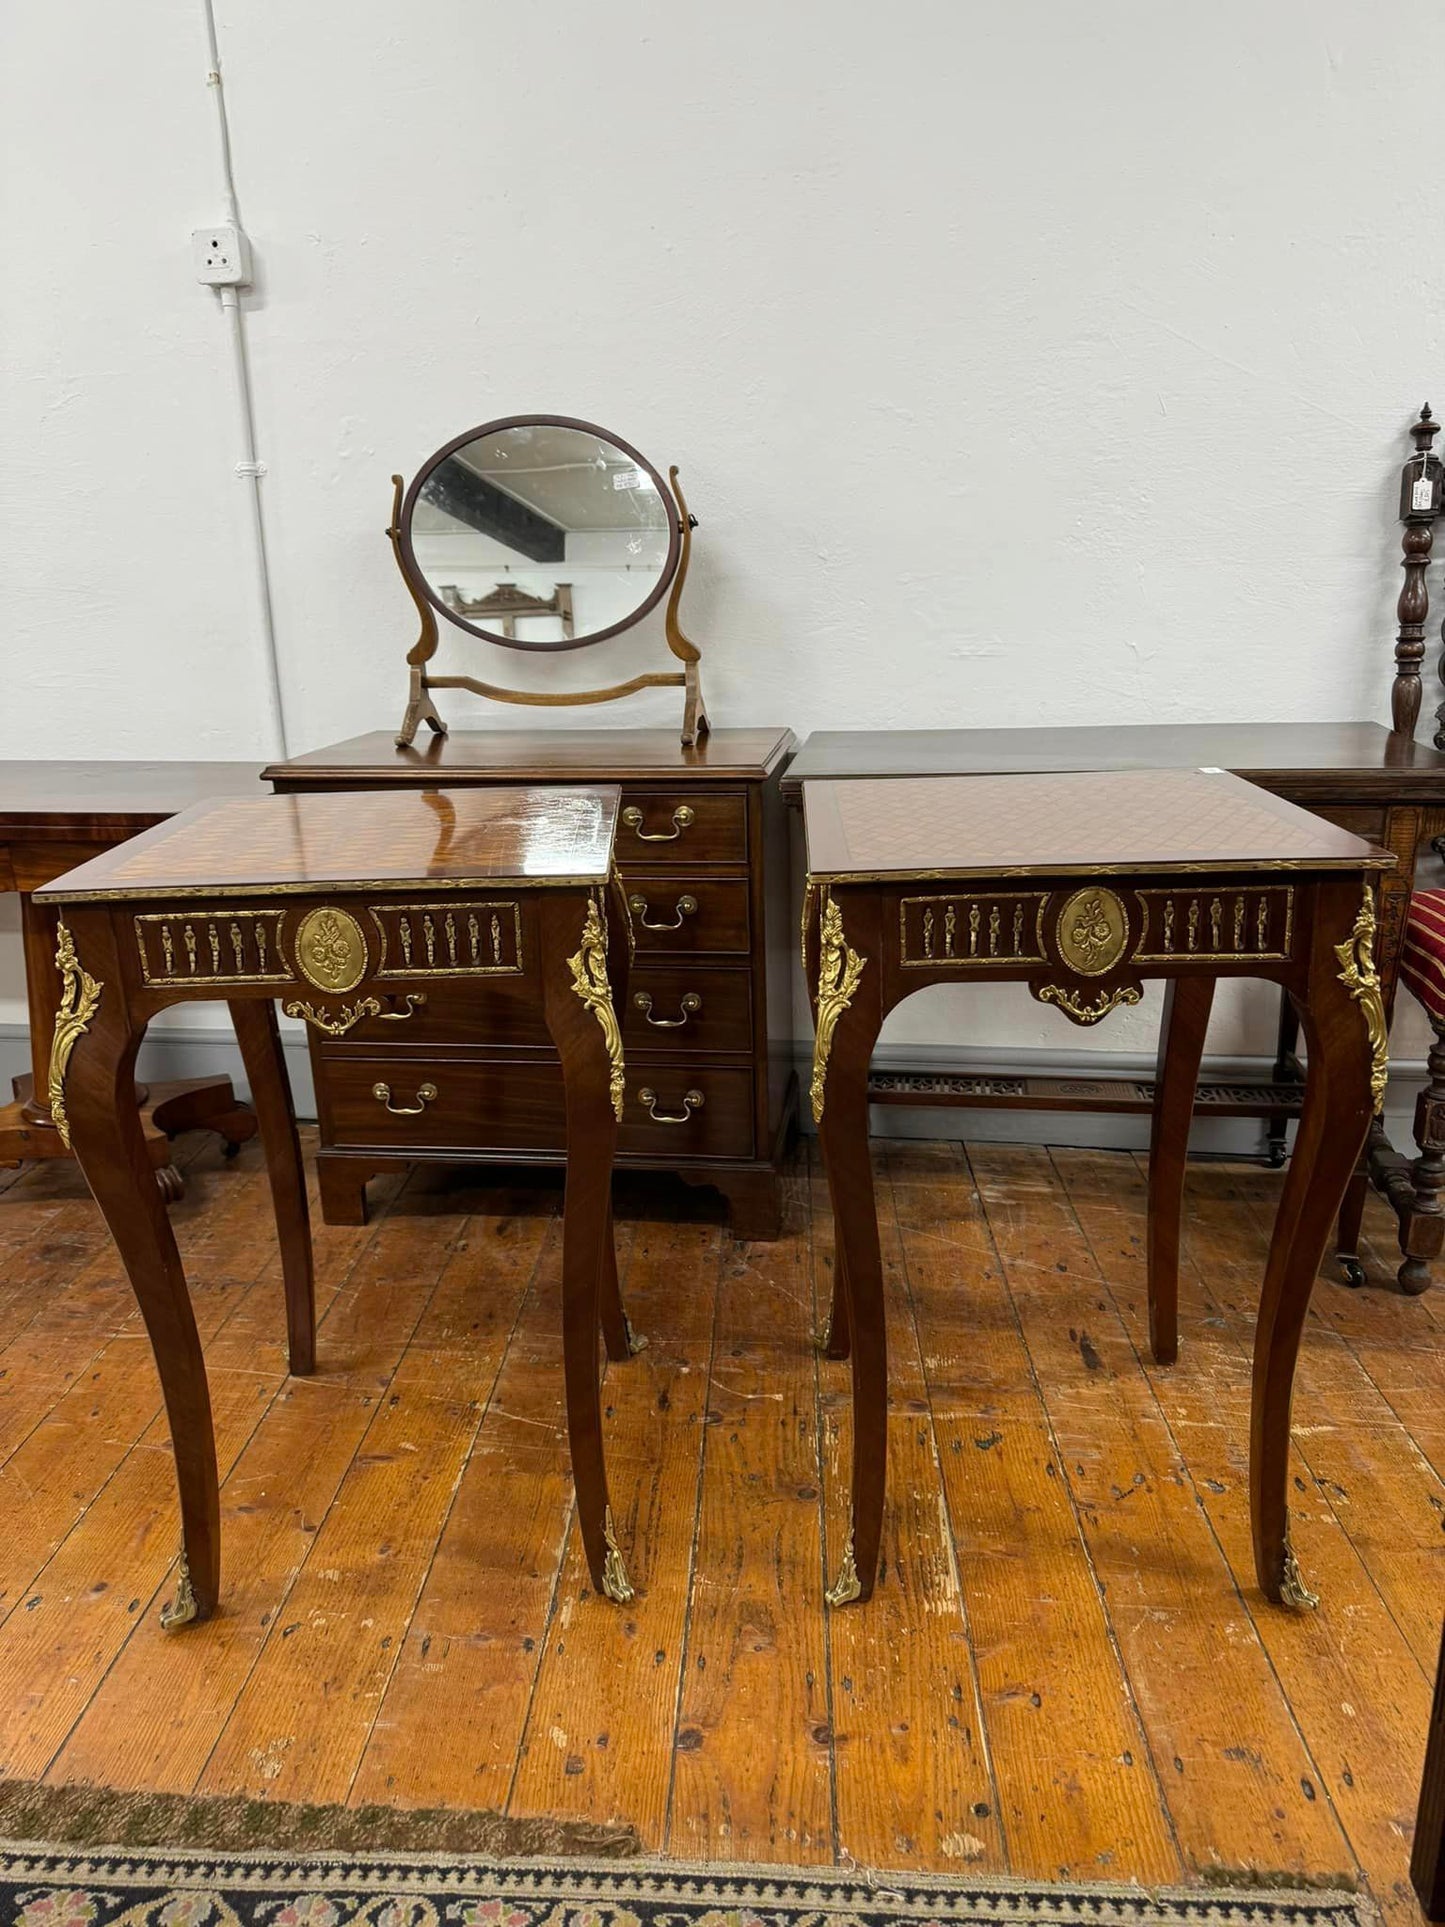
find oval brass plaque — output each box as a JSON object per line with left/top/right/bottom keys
{"left": 1056, "top": 887, "right": 1129, "bottom": 977}
{"left": 294, "top": 905, "right": 368, "bottom": 993}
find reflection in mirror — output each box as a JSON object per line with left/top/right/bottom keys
{"left": 409, "top": 422, "right": 674, "bottom": 650}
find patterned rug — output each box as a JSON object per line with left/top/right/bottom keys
{"left": 0, "top": 1845, "right": 1376, "bottom": 1927}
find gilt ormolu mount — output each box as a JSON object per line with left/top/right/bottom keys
{"left": 391, "top": 415, "right": 708, "bottom": 749}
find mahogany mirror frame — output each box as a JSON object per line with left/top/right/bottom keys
{"left": 398, "top": 413, "right": 683, "bottom": 655}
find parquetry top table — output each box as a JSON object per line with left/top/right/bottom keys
{"left": 37, "top": 784, "right": 642, "bottom": 1624}
{"left": 800, "top": 767, "right": 1392, "bottom": 1614}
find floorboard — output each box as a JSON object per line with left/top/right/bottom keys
{"left": 4, "top": 1126, "right": 1438, "bottom": 1910}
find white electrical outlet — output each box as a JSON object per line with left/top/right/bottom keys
{"left": 192, "top": 224, "right": 253, "bottom": 287}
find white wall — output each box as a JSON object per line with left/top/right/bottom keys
{"left": 4, "top": 0, "right": 1444, "bottom": 1087}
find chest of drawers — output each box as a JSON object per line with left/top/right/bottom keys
{"left": 264, "top": 727, "right": 797, "bottom": 1239}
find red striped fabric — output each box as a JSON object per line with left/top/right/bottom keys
{"left": 1402, "top": 890, "right": 1445, "bottom": 1021}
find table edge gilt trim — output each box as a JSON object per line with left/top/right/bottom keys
{"left": 36, "top": 870, "right": 615, "bottom": 904}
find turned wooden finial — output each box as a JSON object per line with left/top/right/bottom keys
{"left": 1393, "top": 405, "right": 1442, "bottom": 739}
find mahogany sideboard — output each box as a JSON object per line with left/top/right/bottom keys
{"left": 0, "top": 760, "right": 265, "bottom": 1194}
{"left": 265, "top": 727, "right": 797, "bottom": 1239}
{"left": 782, "top": 721, "right": 1445, "bottom": 1287}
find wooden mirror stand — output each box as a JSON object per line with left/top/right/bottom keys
{"left": 391, "top": 465, "right": 709, "bottom": 752}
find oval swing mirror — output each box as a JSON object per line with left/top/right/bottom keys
{"left": 391, "top": 414, "right": 707, "bottom": 749}
{"left": 400, "top": 416, "right": 681, "bottom": 652}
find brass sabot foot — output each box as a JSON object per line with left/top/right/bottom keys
{"left": 601, "top": 1506, "right": 635, "bottom": 1604}
{"left": 159, "top": 1552, "right": 200, "bottom": 1629}
{"left": 825, "top": 1531, "right": 862, "bottom": 1607}
{"left": 1278, "top": 1538, "right": 1319, "bottom": 1612}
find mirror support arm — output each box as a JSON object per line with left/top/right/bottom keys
{"left": 391, "top": 474, "right": 449, "bottom": 748}
{"left": 666, "top": 468, "right": 709, "bottom": 748}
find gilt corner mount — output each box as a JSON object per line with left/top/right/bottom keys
{"left": 390, "top": 414, "right": 709, "bottom": 750}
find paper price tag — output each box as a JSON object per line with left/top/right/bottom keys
{"left": 1414, "top": 472, "right": 1436, "bottom": 513}
{"left": 612, "top": 469, "right": 644, "bottom": 491}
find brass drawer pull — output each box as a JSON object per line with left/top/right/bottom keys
{"left": 634, "top": 990, "right": 702, "bottom": 1028}
{"left": 629, "top": 893, "right": 698, "bottom": 930}
{"left": 372, "top": 1080, "right": 438, "bottom": 1115}
{"left": 622, "top": 803, "right": 694, "bottom": 843}
{"left": 377, "top": 992, "right": 427, "bottom": 1022}
{"left": 637, "top": 1086, "right": 705, "bottom": 1123}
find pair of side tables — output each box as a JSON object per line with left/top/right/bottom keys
{"left": 35, "top": 766, "right": 1390, "bottom": 1624}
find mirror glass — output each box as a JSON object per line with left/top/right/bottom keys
{"left": 404, "top": 418, "right": 678, "bottom": 652}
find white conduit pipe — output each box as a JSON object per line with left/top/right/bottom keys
{"left": 200, "top": 0, "right": 289, "bottom": 757}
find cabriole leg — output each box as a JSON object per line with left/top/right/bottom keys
{"left": 1252, "top": 924, "right": 1376, "bottom": 1609}
{"left": 597, "top": 1202, "right": 644, "bottom": 1360}
{"left": 1147, "top": 975, "right": 1214, "bottom": 1366}
{"left": 544, "top": 891, "right": 634, "bottom": 1602}
{"left": 808, "top": 888, "right": 886, "bottom": 1606}
{"left": 230, "top": 1000, "right": 315, "bottom": 1375}
{"left": 60, "top": 930, "right": 218, "bottom": 1627}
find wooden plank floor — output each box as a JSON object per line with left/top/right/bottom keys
{"left": 0, "top": 1128, "right": 1437, "bottom": 1922}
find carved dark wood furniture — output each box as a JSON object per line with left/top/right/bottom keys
{"left": 801, "top": 768, "right": 1391, "bottom": 1610}
{"left": 783, "top": 722, "right": 1445, "bottom": 1290}
{"left": 36, "top": 784, "right": 641, "bottom": 1624}
{"left": 1392, "top": 404, "right": 1442, "bottom": 740}
{"left": 264, "top": 727, "right": 797, "bottom": 1240}
{"left": 0, "top": 761, "right": 264, "bottom": 1196}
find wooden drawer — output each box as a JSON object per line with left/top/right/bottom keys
{"left": 621, "top": 1064, "right": 754, "bottom": 1158}
{"left": 624, "top": 875, "right": 750, "bottom": 954}
{"left": 622, "top": 964, "right": 752, "bottom": 1055}
{"left": 320, "top": 1054, "right": 755, "bottom": 1161}
{"left": 321, "top": 963, "right": 751, "bottom": 1056}
{"left": 617, "top": 790, "right": 747, "bottom": 867}
{"left": 323, "top": 1056, "right": 557, "bottom": 1152}
{"left": 323, "top": 977, "right": 552, "bottom": 1051}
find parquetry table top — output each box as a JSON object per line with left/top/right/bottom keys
{"left": 36, "top": 786, "right": 622, "bottom": 902}
{"left": 802, "top": 769, "right": 1394, "bottom": 882}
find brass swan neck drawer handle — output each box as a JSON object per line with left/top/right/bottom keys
{"left": 637, "top": 1087, "right": 705, "bottom": 1123}
{"left": 377, "top": 992, "right": 428, "bottom": 1022}
{"left": 633, "top": 990, "right": 702, "bottom": 1028}
{"left": 372, "top": 1080, "right": 438, "bottom": 1115}
{"left": 628, "top": 893, "right": 698, "bottom": 930}
{"left": 622, "top": 803, "right": 694, "bottom": 843}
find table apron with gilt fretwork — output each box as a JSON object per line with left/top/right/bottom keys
{"left": 805, "top": 872, "right": 1366, "bottom": 1048}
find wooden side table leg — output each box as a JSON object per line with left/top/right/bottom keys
{"left": 544, "top": 892, "right": 634, "bottom": 1602}
{"left": 1147, "top": 976, "right": 1215, "bottom": 1366}
{"left": 598, "top": 1202, "right": 645, "bottom": 1361}
{"left": 1334, "top": 1168, "right": 1370, "bottom": 1288}
{"left": 809, "top": 890, "right": 886, "bottom": 1606}
{"left": 61, "top": 927, "right": 219, "bottom": 1627}
{"left": 1252, "top": 916, "right": 1376, "bottom": 1609}
{"left": 818, "top": 1240, "right": 853, "bottom": 1360}
{"left": 230, "top": 1000, "right": 315, "bottom": 1377}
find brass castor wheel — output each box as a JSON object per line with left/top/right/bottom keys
{"left": 1266, "top": 1140, "right": 1289, "bottom": 1170}
{"left": 1336, "top": 1253, "right": 1367, "bottom": 1290}
{"left": 154, "top": 1163, "right": 186, "bottom": 1204}
{"left": 222, "top": 1139, "right": 243, "bottom": 1160}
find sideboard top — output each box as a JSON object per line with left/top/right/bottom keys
{"left": 0, "top": 761, "right": 266, "bottom": 843}
{"left": 38, "top": 785, "right": 622, "bottom": 902}
{"left": 781, "top": 722, "right": 1445, "bottom": 804}
{"left": 265, "top": 727, "right": 795, "bottom": 790}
